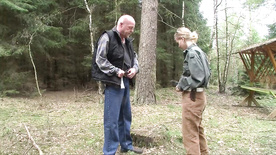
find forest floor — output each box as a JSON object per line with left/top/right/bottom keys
{"left": 0, "top": 86, "right": 276, "bottom": 155}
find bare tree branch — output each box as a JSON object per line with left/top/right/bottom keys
{"left": 24, "top": 124, "right": 43, "bottom": 155}
{"left": 157, "top": 13, "right": 176, "bottom": 29}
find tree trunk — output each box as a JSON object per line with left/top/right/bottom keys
{"left": 220, "top": 0, "right": 229, "bottom": 93}
{"left": 220, "top": 0, "right": 238, "bottom": 93}
{"left": 84, "top": 0, "right": 94, "bottom": 56}
{"left": 219, "top": 84, "right": 226, "bottom": 93}
{"left": 28, "top": 33, "right": 42, "bottom": 97}
{"left": 215, "top": 0, "right": 222, "bottom": 93}
{"left": 135, "top": 0, "right": 158, "bottom": 104}
{"left": 181, "top": 0, "right": 185, "bottom": 26}
{"left": 84, "top": 0, "right": 103, "bottom": 96}
{"left": 209, "top": 0, "right": 221, "bottom": 49}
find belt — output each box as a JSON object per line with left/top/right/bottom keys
{"left": 186, "top": 88, "right": 204, "bottom": 92}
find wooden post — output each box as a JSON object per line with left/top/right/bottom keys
{"left": 266, "top": 47, "right": 276, "bottom": 73}
{"left": 268, "top": 109, "right": 276, "bottom": 118}
{"left": 241, "top": 90, "right": 260, "bottom": 107}
{"left": 250, "top": 52, "right": 255, "bottom": 82}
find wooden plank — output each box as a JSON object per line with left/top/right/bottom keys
{"left": 255, "top": 54, "right": 267, "bottom": 81}
{"left": 241, "top": 95, "right": 250, "bottom": 106}
{"left": 257, "top": 59, "right": 271, "bottom": 82}
{"left": 239, "top": 89, "right": 261, "bottom": 107}
{"left": 239, "top": 38, "right": 276, "bottom": 53}
{"left": 251, "top": 52, "right": 255, "bottom": 82}
{"left": 266, "top": 47, "right": 276, "bottom": 72}
{"left": 239, "top": 53, "right": 250, "bottom": 74}
{"left": 268, "top": 109, "right": 276, "bottom": 118}
{"left": 251, "top": 97, "right": 260, "bottom": 107}
{"left": 240, "top": 85, "right": 275, "bottom": 94}
{"left": 270, "top": 91, "right": 276, "bottom": 98}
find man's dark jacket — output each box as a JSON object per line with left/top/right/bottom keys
{"left": 92, "top": 29, "right": 136, "bottom": 86}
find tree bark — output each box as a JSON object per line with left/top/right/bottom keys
{"left": 219, "top": 0, "right": 239, "bottom": 93}
{"left": 182, "top": 0, "right": 185, "bottom": 26}
{"left": 84, "top": 0, "right": 94, "bottom": 56}
{"left": 215, "top": 0, "right": 221, "bottom": 92}
{"left": 220, "top": 0, "right": 228, "bottom": 93}
{"left": 135, "top": 0, "right": 158, "bottom": 104}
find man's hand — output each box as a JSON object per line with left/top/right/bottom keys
{"left": 125, "top": 68, "right": 137, "bottom": 79}
{"left": 117, "top": 69, "right": 125, "bottom": 78}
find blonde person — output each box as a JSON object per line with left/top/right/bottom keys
{"left": 174, "top": 27, "right": 211, "bottom": 155}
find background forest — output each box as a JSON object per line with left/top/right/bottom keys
{"left": 1, "top": 0, "right": 276, "bottom": 154}
{"left": 0, "top": 0, "right": 275, "bottom": 96}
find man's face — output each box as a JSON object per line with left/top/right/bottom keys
{"left": 120, "top": 21, "right": 135, "bottom": 38}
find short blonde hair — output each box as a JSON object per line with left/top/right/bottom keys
{"left": 174, "top": 27, "right": 198, "bottom": 43}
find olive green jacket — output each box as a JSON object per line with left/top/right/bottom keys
{"left": 177, "top": 44, "right": 211, "bottom": 91}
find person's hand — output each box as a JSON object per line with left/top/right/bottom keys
{"left": 117, "top": 69, "right": 125, "bottom": 78}
{"left": 126, "top": 68, "right": 137, "bottom": 79}
{"left": 175, "top": 86, "right": 181, "bottom": 92}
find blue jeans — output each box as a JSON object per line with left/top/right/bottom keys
{"left": 103, "top": 77, "right": 133, "bottom": 155}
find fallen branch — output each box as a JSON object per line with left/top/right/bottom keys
{"left": 24, "top": 124, "right": 43, "bottom": 155}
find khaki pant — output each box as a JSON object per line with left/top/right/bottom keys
{"left": 182, "top": 91, "right": 209, "bottom": 155}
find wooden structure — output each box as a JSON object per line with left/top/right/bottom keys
{"left": 238, "top": 38, "right": 276, "bottom": 118}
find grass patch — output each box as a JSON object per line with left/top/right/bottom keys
{"left": 0, "top": 87, "right": 275, "bottom": 154}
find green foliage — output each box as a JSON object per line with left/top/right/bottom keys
{"left": 0, "top": 0, "right": 210, "bottom": 93}
{"left": 243, "top": 0, "right": 265, "bottom": 9}
{"left": 0, "top": 71, "right": 36, "bottom": 96}
{"left": 0, "top": 0, "right": 29, "bottom": 12}
{"left": 246, "top": 29, "right": 262, "bottom": 45}
{"left": 156, "top": 47, "right": 172, "bottom": 64}
{"left": 1, "top": 90, "right": 20, "bottom": 97}
{"left": 184, "top": 0, "right": 211, "bottom": 50}
{"left": 0, "top": 43, "right": 27, "bottom": 57}
{"left": 68, "top": 19, "right": 89, "bottom": 44}
{"left": 267, "top": 22, "right": 276, "bottom": 39}
{"left": 0, "top": 43, "right": 12, "bottom": 57}
{"left": 37, "top": 26, "right": 67, "bottom": 49}
{"left": 230, "top": 71, "right": 251, "bottom": 96}
{"left": 0, "top": 24, "right": 9, "bottom": 37}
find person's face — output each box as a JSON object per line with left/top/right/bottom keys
{"left": 176, "top": 38, "right": 187, "bottom": 50}
{"left": 119, "top": 20, "right": 135, "bottom": 38}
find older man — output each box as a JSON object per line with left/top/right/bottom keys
{"left": 92, "top": 15, "right": 143, "bottom": 155}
